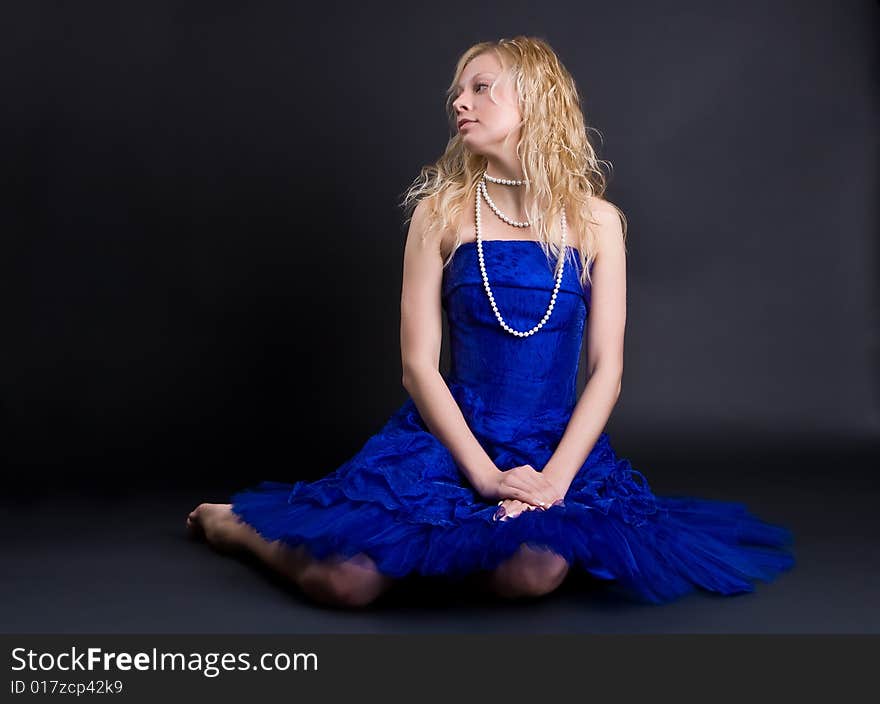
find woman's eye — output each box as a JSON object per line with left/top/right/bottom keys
{"left": 454, "top": 83, "right": 489, "bottom": 100}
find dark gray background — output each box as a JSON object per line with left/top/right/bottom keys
{"left": 1, "top": 0, "right": 878, "bottom": 634}
{"left": 0, "top": 2, "right": 880, "bottom": 490}
{"left": 2, "top": 1, "right": 877, "bottom": 490}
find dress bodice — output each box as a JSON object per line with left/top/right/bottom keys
{"left": 441, "top": 240, "right": 592, "bottom": 443}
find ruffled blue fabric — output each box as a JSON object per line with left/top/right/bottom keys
{"left": 231, "top": 240, "right": 795, "bottom": 604}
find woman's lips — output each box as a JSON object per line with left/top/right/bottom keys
{"left": 459, "top": 120, "right": 477, "bottom": 130}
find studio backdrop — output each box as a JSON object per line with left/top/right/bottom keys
{"left": 1, "top": 0, "right": 876, "bottom": 491}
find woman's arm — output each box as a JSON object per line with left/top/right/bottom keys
{"left": 542, "top": 201, "right": 627, "bottom": 495}
{"left": 399, "top": 199, "right": 558, "bottom": 507}
{"left": 399, "top": 198, "right": 500, "bottom": 497}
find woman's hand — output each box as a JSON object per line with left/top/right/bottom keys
{"left": 494, "top": 498, "right": 530, "bottom": 522}
{"left": 478, "top": 464, "right": 561, "bottom": 507}
{"left": 493, "top": 498, "right": 553, "bottom": 522}
{"left": 491, "top": 470, "right": 569, "bottom": 522}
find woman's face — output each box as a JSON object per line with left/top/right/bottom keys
{"left": 452, "top": 53, "right": 522, "bottom": 156}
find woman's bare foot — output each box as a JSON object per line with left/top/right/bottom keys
{"left": 186, "top": 503, "right": 246, "bottom": 553}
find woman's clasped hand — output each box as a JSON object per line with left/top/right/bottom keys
{"left": 478, "top": 464, "right": 567, "bottom": 522}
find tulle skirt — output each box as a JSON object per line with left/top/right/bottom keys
{"left": 230, "top": 388, "right": 795, "bottom": 604}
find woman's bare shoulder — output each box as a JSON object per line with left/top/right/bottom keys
{"left": 416, "top": 195, "right": 463, "bottom": 261}
{"left": 587, "top": 195, "right": 622, "bottom": 221}
{"left": 586, "top": 195, "right": 626, "bottom": 260}
{"left": 408, "top": 194, "right": 454, "bottom": 259}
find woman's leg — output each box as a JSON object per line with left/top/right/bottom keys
{"left": 471, "top": 544, "right": 571, "bottom": 599}
{"left": 186, "top": 503, "right": 394, "bottom": 608}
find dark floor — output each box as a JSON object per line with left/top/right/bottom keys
{"left": 2, "top": 435, "right": 878, "bottom": 634}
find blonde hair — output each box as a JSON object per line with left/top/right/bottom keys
{"left": 399, "top": 35, "right": 627, "bottom": 288}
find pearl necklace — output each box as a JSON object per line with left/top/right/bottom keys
{"left": 478, "top": 180, "right": 542, "bottom": 227}
{"left": 483, "top": 173, "right": 530, "bottom": 186}
{"left": 476, "top": 173, "right": 567, "bottom": 338}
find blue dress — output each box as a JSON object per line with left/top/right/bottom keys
{"left": 230, "top": 239, "right": 795, "bottom": 604}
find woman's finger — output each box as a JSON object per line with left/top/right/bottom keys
{"left": 500, "top": 476, "right": 556, "bottom": 509}
{"left": 521, "top": 476, "right": 555, "bottom": 508}
{"left": 495, "top": 499, "right": 520, "bottom": 521}
{"left": 497, "top": 498, "right": 528, "bottom": 521}
{"left": 512, "top": 476, "right": 550, "bottom": 508}
{"left": 532, "top": 475, "right": 562, "bottom": 507}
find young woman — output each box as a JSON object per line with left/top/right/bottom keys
{"left": 187, "top": 36, "right": 795, "bottom": 608}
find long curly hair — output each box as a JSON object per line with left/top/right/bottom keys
{"left": 399, "top": 35, "right": 627, "bottom": 288}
